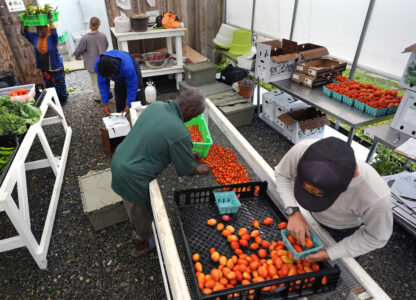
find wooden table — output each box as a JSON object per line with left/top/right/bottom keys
{"left": 272, "top": 80, "right": 395, "bottom": 144}
{"left": 110, "top": 27, "right": 187, "bottom": 89}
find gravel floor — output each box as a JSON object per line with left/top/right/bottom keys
{"left": 0, "top": 70, "right": 415, "bottom": 299}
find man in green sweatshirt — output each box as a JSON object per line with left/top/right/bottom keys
{"left": 275, "top": 137, "right": 393, "bottom": 262}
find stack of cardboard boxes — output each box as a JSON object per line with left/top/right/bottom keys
{"left": 293, "top": 58, "right": 347, "bottom": 88}
{"left": 391, "top": 44, "right": 416, "bottom": 137}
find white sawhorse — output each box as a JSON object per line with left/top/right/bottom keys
{"left": 0, "top": 88, "right": 72, "bottom": 269}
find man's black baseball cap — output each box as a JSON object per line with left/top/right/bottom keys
{"left": 294, "top": 137, "right": 356, "bottom": 212}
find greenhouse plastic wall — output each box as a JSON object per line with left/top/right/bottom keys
{"left": 226, "top": 0, "right": 415, "bottom": 80}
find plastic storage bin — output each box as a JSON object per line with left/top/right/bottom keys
{"left": 184, "top": 114, "right": 213, "bottom": 157}
{"left": 219, "top": 102, "right": 255, "bottom": 127}
{"left": 184, "top": 61, "right": 217, "bottom": 86}
{"left": 19, "top": 11, "right": 59, "bottom": 27}
{"left": 281, "top": 229, "right": 324, "bottom": 260}
{"left": 214, "top": 191, "right": 241, "bottom": 214}
{"left": 0, "top": 84, "right": 35, "bottom": 102}
{"left": 237, "top": 52, "right": 256, "bottom": 70}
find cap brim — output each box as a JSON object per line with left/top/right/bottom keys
{"left": 294, "top": 178, "right": 337, "bottom": 212}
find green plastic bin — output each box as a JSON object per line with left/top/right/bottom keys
{"left": 184, "top": 114, "right": 213, "bottom": 157}
{"left": 19, "top": 11, "right": 59, "bottom": 27}
{"left": 229, "top": 30, "right": 252, "bottom": 56}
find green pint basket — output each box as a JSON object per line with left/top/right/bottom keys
{"left": 281, "top": 229, "right": 324, "bottom": 260}
{"left": 214, "top": 191, "right": 241, "bottom": 215}
{"left": 184, "top": 114, "right": 213, "bottom": 157}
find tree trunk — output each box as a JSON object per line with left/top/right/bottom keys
{"left": 0, "top": 0, "right": 43, "bottom": 85}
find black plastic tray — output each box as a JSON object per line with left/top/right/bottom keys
{"left": 0, "top": 135, "right": 20, "bottom": 187}
{"left": 174, "top": 181, "right": 340, "bottom": 300}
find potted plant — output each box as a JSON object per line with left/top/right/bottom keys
{"left": 238, "top": 77, "right": 254, "bottom": 98}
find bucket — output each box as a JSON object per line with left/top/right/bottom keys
{"left": 229, "top": 30, "right": 252, "bottom": 56}
{"left": 213, "top": 24, "right": 237, "bottom": 49}
{"left": 130, "top": 15, "right": 149, "bottom": 32}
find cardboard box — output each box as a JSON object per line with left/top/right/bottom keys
{"left": 302, "top": 75, "right": 331, "bottom": 88}
{"left": 391, "top": 90, "right": 416, "bottom": 137}
{"left": 102, "top": 114, "right": 131, "bottom": 139}
{"left": 262, "top": 89, "right": 309, "bottom": 124}
{"left": 255, "top": 39, "right": 328, "bottom": 83}
{"left": 400, "top": 44, "right": 416, "bottom": 92}
{"left": 296, "top": 58, "right": 346, "bottom": 78}
{"left": 255, "top": 39, "right": 299, "bottom": 83}
{"left": 291, "top": 71, "right": 305, "bottom": 84}
{"left": 297, "top": 43, "right": 329, "bottom": 62}
{"left": 277, "top": 107, "right": 330, "bottom": 144}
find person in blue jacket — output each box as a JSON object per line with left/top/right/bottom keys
{"left": 21, "top": 15, "right": 68, "bottom": 104}
{"left": 95, "top": 50, "right": 145, "bottom": 115}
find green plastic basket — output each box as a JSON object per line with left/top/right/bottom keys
{"left": 214, "top": 191, "right": 241, "bottom": 215}
{"left": 332, "top": 91, "right": 343, "bottom": 101}
{"left": 58, "top": 31, "right": 68, "bottom": 43}
{"left": 322, "top": 85, "right": 332, "bottom": 97}
{"left": 229, "top": 30, "right": 252, "bottom": 56}
{"left": 19, "top": 11, "right": 59, "bottom": 27}
{"left": 184, "top": 114, "right": 213, "bottom": 157}
{"left": 387, "top": 105, "right": 398, "bottom": 115}
{"left": 281, "top": 229, "right": 324, "bottom": 260}
{"left": 365, "top": 105, "right": 388, "bottom": 117}
{"left": 342, "top": 95, "right": 354, "bottom": 106}
{"left": 353, "top": 100, "right": 366, "bottom": 111}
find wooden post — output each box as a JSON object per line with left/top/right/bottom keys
{"left": 0, "top": 0, "right": 43, "bottom": 84}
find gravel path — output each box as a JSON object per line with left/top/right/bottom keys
{"left": 0, "top": 70, "right": 414, "bottom": 299}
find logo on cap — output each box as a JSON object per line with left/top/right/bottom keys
{"left": 302, "top": 181, "right": 324, "bottom": 197}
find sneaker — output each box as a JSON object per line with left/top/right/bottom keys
{"left": 130, "top": 237, "right": 156, "bottom": 257}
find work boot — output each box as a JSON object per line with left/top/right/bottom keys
{"left": 130, "top": 237, "right": 156, "bottom": 257}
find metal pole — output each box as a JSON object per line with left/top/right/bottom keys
{"left": 250, "top": 0, "right": 256, "bottom": 46}
{"left": 289, "top": 0, "right": 298, "bottom": 40}
{"left": 349, "top": 0, "right": 376, "bottom": 80}
{"left": 223, "top": 0, "right": 227, "bottom": 24}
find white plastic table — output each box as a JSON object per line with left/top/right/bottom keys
{"left": 0, "top": 88, "right": 72, "bottom": 269}
{"left": 110, "top": 27, "right": 187, "bottom": 89}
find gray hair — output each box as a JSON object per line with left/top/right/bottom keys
{"left": 176, "top": 89, "right": 205, "bottom": 111}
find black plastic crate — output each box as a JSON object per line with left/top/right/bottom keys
{"left": 0, "top": 135, "right": 20, "bottom": 187}
{"left": 174, "top": 181, "right": 340, "bottom": 300}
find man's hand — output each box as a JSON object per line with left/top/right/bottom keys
{"left": 122, "top": 106, "right": 130, "bottom": 116}
{"left": 191, "top": 163, "right": 211, "bottom": 176}
{"left": 304, "top": 249, "right": 329, "bottom": 262}
{"left": 287, "top": 211, "right": 310, "bottom": 247}
{"left": 103, "top": 104, "right": 111, "bottom": 116}
{"left": 192, "top": 151, "right": 201, "bottom": 163}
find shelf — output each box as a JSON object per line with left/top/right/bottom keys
{"left": 110, "top": 27, "right": 187, "bottom": 41}
{"left": 272, "top": 79, "right": 394, "bottom": 128}
{"left": 141, "top": 64, "right": 184, "bottom": 77}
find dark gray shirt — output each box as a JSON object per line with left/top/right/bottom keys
{"left": 74, "top": 32, "right": 109, "bottom": 72}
